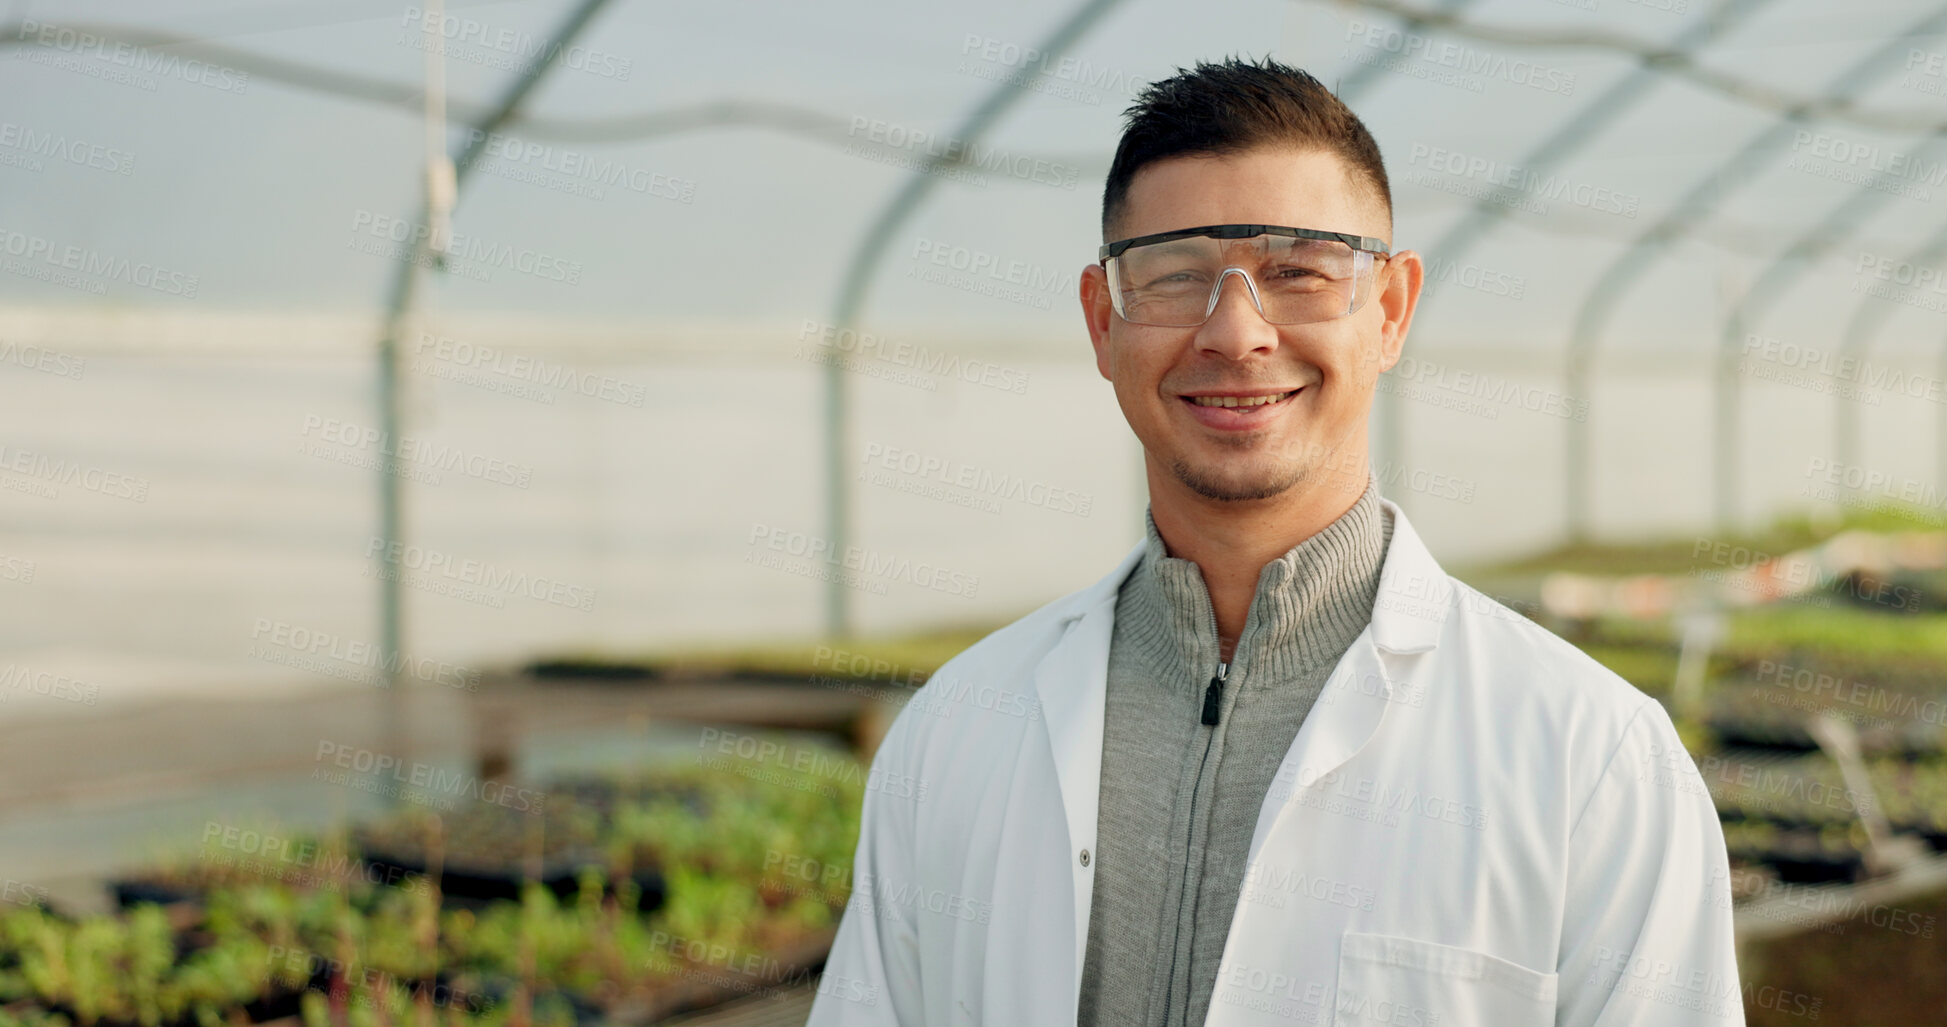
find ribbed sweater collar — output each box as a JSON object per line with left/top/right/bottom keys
{"left": 1117, "top": 480, "right": 1389, "bottom": 685}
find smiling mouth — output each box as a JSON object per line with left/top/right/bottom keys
{"left": 1183, "top": 388, "right": 1301, "bottom": 408}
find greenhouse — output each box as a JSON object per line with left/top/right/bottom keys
{"left": 3, "top": 0, "right": 1947, "bottom": 1023}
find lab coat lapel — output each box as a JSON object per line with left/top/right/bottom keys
{"left": 1246, "top": 499, "right": 1451, "bottom": 866}
{"left": 1031, "top": 538, "right": 1145, "bottom": 1000}
{"left": 1027, "top": 501, "right": 1453, "bottom": 1003}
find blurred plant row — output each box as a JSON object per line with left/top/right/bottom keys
{"left": 0, "top": 741, "right": 865, "bottom": 1027}
{"left": 1512, "top": 511, "right": 1947, "bottom": 892}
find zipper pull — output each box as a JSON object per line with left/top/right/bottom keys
{"left": 1201, "top": 661, "right": 1229, "bottom": 726}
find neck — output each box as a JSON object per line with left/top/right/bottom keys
{"left": 1144, "top": 453, "right": 1371, "bottom": 663}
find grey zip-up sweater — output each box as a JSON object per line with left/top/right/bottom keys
{"left": 1076, "top": 481, "right": 1392, "bottom": 1027}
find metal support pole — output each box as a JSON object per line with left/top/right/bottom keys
{"left": 371, "top": 0, "right": 616, "bottom": 784}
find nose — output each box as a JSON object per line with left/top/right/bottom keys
{"left": 1195, "top": 267, "right": 1279, "bottom": 358}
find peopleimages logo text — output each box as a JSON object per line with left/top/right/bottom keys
{"left": 398, "top": 7, "right": 631, "bottom": 80}
{"left": 745, "top": 522, "right": 980, "bottom": 598}
{"left": 1343, "top": 20, "right": 1575, "bottom": 95}
{"left": 314, "top": 742, "right": 545, "bottom": 813}
{"left": 299, "top": 415, "right": 533, "bottom": 487}
{"left": 412, "top": 332, "right": 647, "bottom": 407}
{"left": 364, "top": 538, "right": 598, "bottom": 612}
{"left": 349, "top": 211, "right": 583, "bottom": 285}
{"left": 1405, "top": 144, "right": 1640, "bottom": 217}
{"left": 11, "top": 20, "right": 250, "bottom": 93}
{"left": 0, "top": 122, "right": 134, "bottom": 175}
{"left": 846, "top": 117, "right": 1080, "bottom": 189}
{"left": 458, "top": 129, "right": 692, "bottom": 202}
{"left": 0, "top": 227, "right": 199, "bottom": 296}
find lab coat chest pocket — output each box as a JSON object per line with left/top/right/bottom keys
{"left": 1332, "top": 932, "right": 1556, "bottom": 1027}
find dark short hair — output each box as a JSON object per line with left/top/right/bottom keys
{"left": 1101, "top": 56, "right": 1392, "bottom": 242}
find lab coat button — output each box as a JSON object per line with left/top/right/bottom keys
{"left": 1079, "top": 848, "right": 1091, "bottom": 867}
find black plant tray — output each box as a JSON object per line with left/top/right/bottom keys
{"left": 1705, "top": 714, "right": 1824, "bottom": 752}
{"left": 1725, "top": 825, "right": 1867, "bottom": 885}
{"left": 355, "top": 843, "right": 665, "bottom": 912}
{"left": 1764, "top": 852, "right": 1867, "bottom": 885}
{"left": 1706, "top": 684, "right": 1945, "bottom": 755}
{"left": 108, "top": 878, "right": 201, "bottom": 910}
{"left": 523, "top": 658, "right": 658, "bottom": 682}
{"left": 1702, "top": 750, "right": 1868, "bottom": 830}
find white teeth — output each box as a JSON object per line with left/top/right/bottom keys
{"left": 1190, "top": 390, "right": 1294, "bottom": 408}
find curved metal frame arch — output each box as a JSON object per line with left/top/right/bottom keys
{"left": 1832, "top": 219, "right": 1947, "bottom": 492}
{"left": 14, "top": 6, "right": 1944, "bottom": 139}
{"left": 1376, "top": 0, "right": 1775, "bottom": 516}
{"left": 819, "top": 0, "right": 1130, "bottom": 636}
{"left": 12, "top": 5, "right": 1946, "bottom": 629}
{"left": 1322, "top": 0, "right": 1944, "bottom": 135}
{"left": 1329, "top": 0, "right": 1486, "bottom": 513}
{"left": 1334, "top": 0, "right": 1485, "bottom": 98}
{"left": 1561, "top": 3, "right": 1947, "bottom": 540}
{"left": 1715, "top": 120, "right": 1947, "bottom": 534}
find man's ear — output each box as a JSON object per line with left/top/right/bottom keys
{"left": 1373, "top": 249, "right": 1423, "bottom": 376}
{"left": 1080, "top": 263, "right": 1115, "bottom": 382}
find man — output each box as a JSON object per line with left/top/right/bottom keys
{"left": 807, "top": 57, "right": 1740, "bottom": 1027}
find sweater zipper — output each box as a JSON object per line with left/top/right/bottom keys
{"left": 1201, "top": 660, "right": 1229, "bottom": 726}
{"left": 1162, "top": 658, "right": 1229, "bottom": 1024}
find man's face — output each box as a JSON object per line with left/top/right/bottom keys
{"left": 1081, "top": 145, "right": 1422, "bottom": 504}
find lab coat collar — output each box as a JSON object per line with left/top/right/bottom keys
{"left": 1030, "top": 496, "right": 1452, "bottom": 990}
{"left": 1038, "top": 495, "right": 1450, "bottom": 655}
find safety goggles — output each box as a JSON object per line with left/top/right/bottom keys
{"left": 1098, "top": 223, "right": 1391, "bottom": 328}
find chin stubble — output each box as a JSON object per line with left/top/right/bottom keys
{"left": 1168, "top": 456, "right": 1311, "bottom": 502}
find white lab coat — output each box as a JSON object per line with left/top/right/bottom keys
{"left": 807, "top": 498, "right": 1742, "bottom": 1026}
